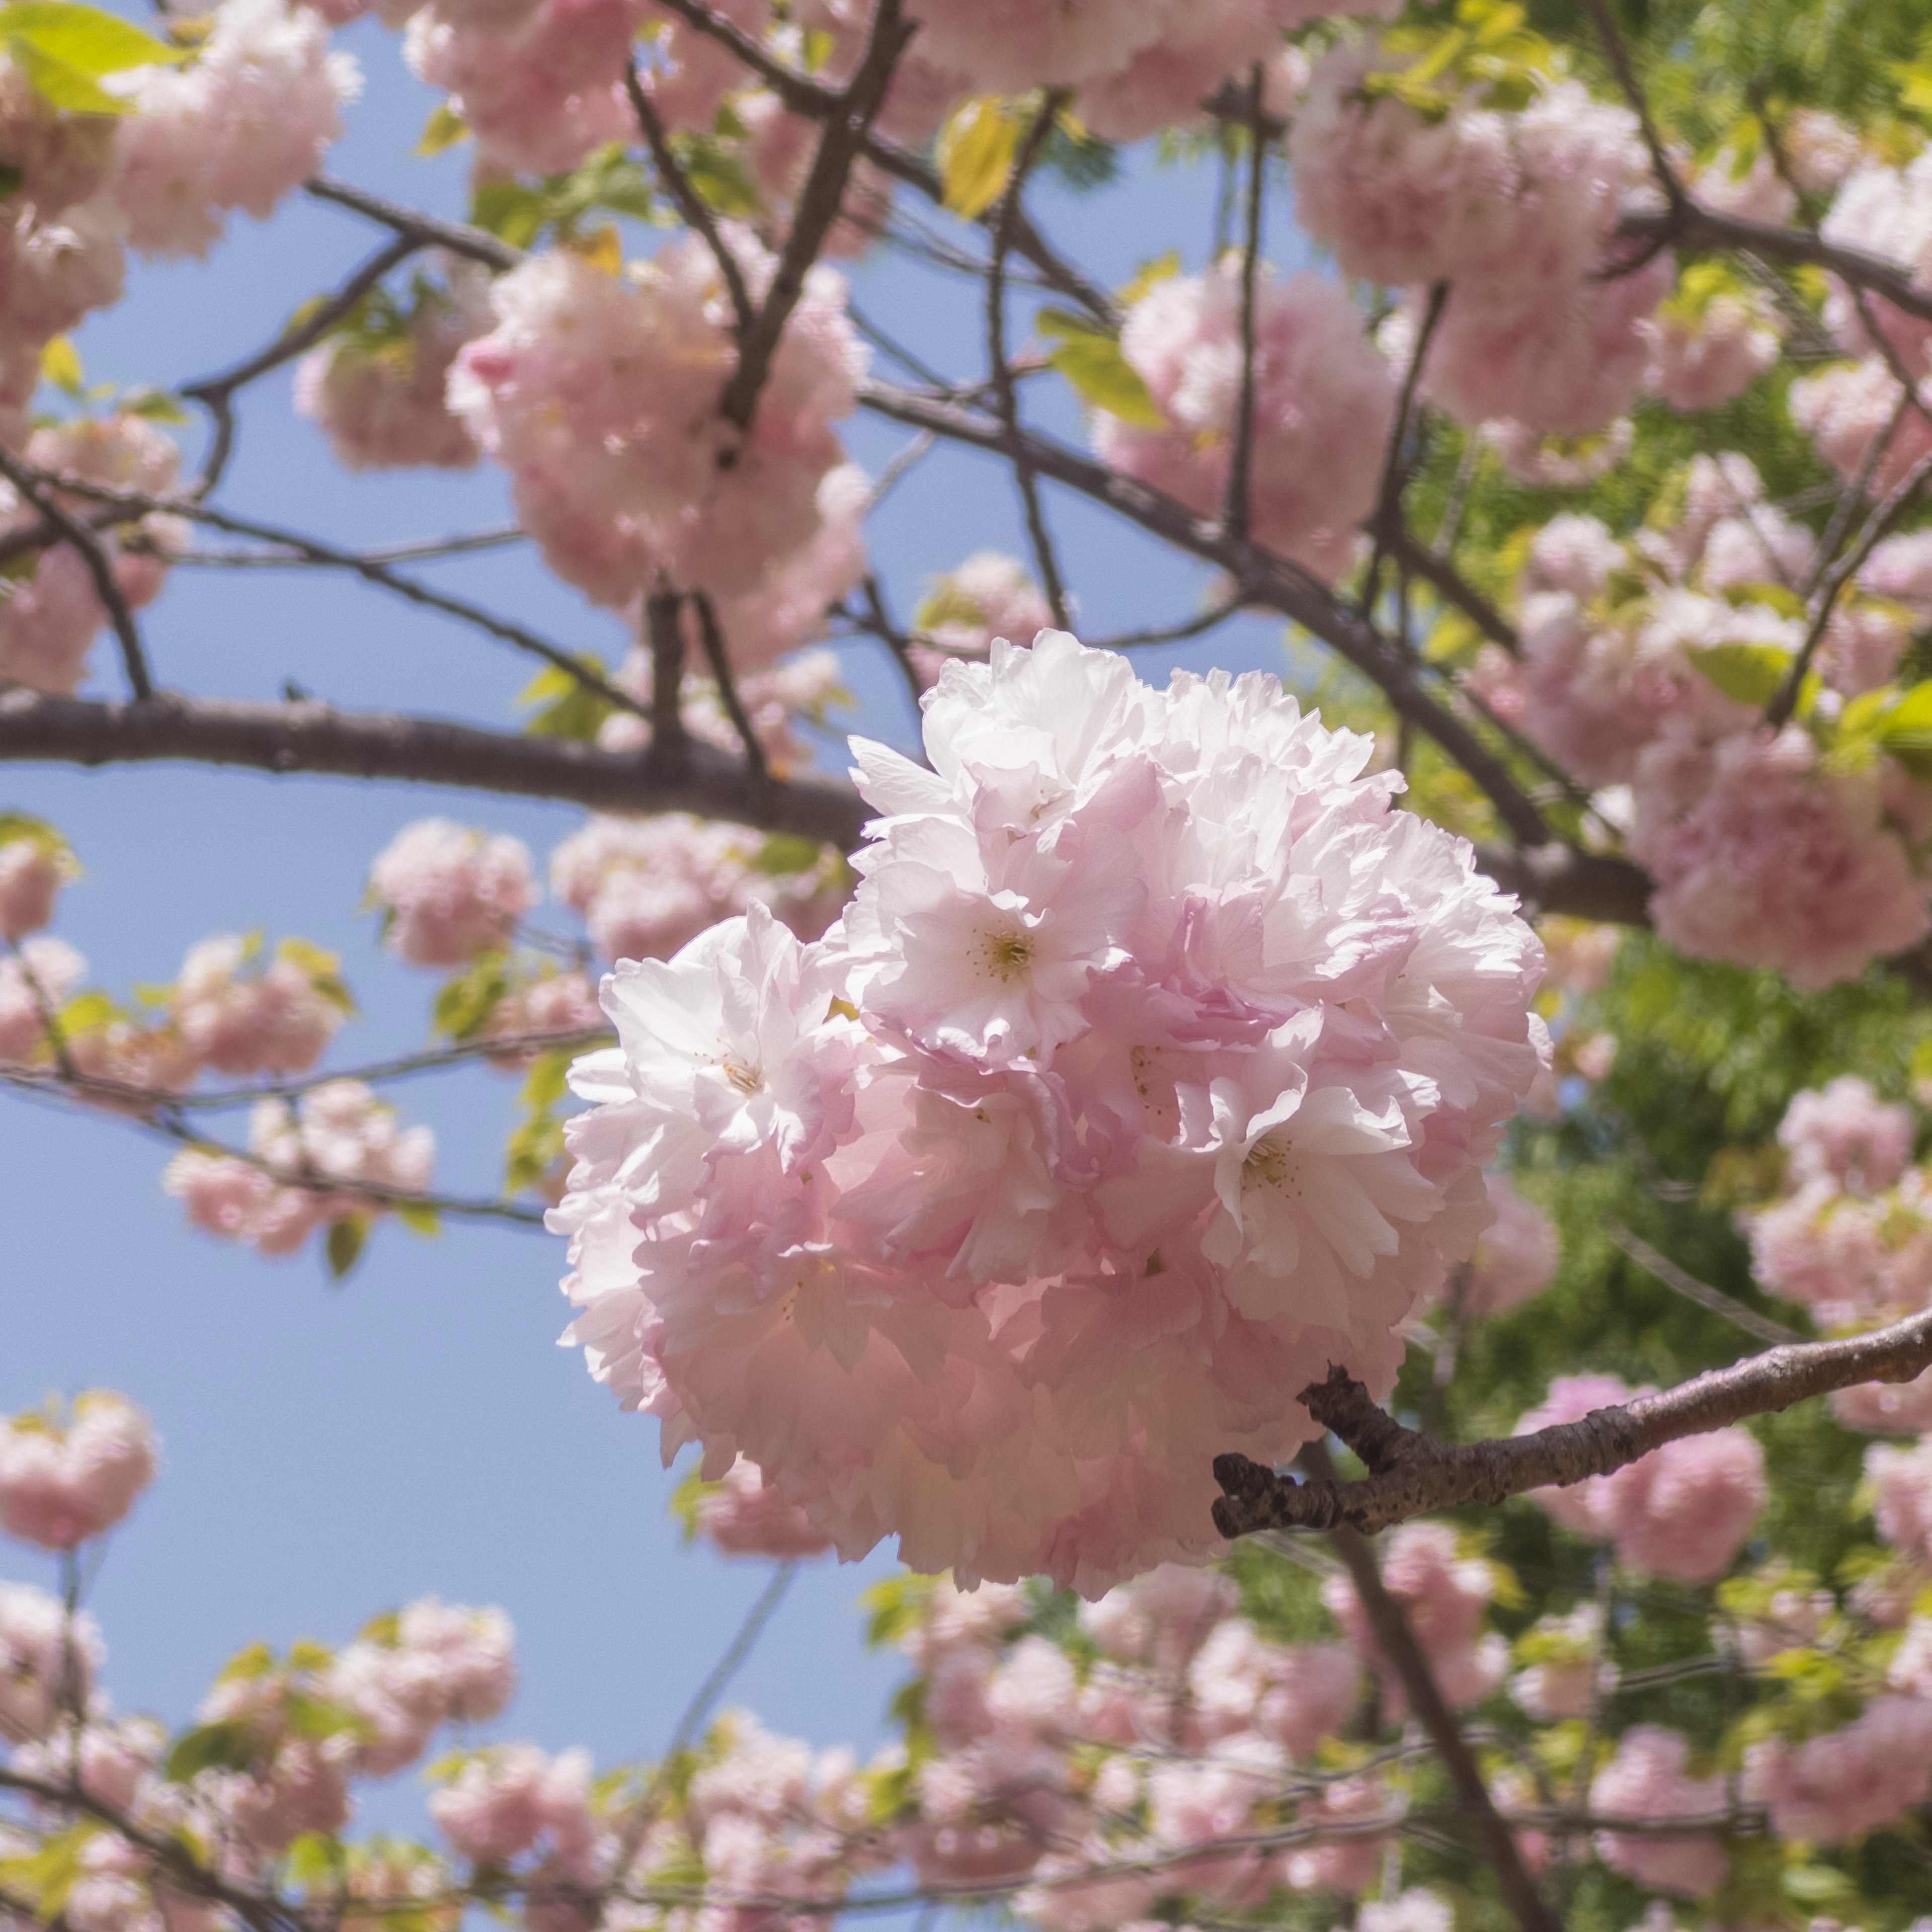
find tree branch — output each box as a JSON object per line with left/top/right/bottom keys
{"left": 14, "top": 466, "right": 643, "bottom": 723}
{"left": 859, "top": 379, "right": 1559, "bottom": 848}
{"left": 715, "top": 0, "right": 908, "bottom": 433}
{"left": 183, "top": 233, "right": 420, "bottom": 495}
{"left": 305, "top": 176, "right": 523, "bottom": 272}
{"left": 1223, "top": 65, "right": 1268, "bottom": 542}
{"left": 0, "top": 691, "right": 869, "bottom": 846}
{"left": 988, "top": 93, "right": 1073, "bottom": 629}
{"left": 1213, "top": 1308, "right": 1932, "bottom": 1538}
{"left": 624, "top": 60, "right": 755, "bottom": 335}
{"left": 642, "top": 0, "right": 1116, "bottom": 325}
{"left": 1620, "top": 199, "right": 1932, "bottom": 329}
{"left": 0, "top": 446, "right": 153, "bottom": 702}
{"left": 692, "top": 593, "right": 770, "bottom": 792}
{"left": 1310, "top": 1442, "right": 1557, "bottom": 1932}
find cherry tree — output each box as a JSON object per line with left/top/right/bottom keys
{"left": 13, "top": 0, "right": 1932, "bottom": 1926}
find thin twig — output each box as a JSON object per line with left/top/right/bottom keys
{"left": 1582, "top": 0, "right": 1685, "bottom": 211}
{"left": 1362, "top": 281, "right": 1450, "bottom": 623}
{"left": 1769, "top": 443, "right": 1932, "bottom": 727}
{"left": 988, "top": 94, "right": 1075, "bottom": 630}
{"left": 1223, "top": 65, "right": 1269, "bottom": 542}
{"left": 715, "top": 0, "right": 909, "bottom": 433}
{"left": 692, "top": 594, "right": 770, "bottom": 791}
{"left": 3, "top": 1027, "right": 615, "bottom": 1114}
{"left": 169, "top": 528, "right": 526, "bottom": 569}
{"left": 10, "top": 465, "right": 643, "bottom": 724}
{"left": 183, "top": 233, "right": 420, "bottom": 495}
{"left": 0, "top": 446, "right": 152, "bottom": 702}
{"left": 624, "top": 61, "right": 755, "bottom": 335}
{"left": 305, "top": 176, "right": 523, "bottom": 272}
{"left": 1605, "top": 1222, "right": 1801, "bottom": 1346}
{"left": 1083, "top": 593, "right": 1250, "bottom": 653}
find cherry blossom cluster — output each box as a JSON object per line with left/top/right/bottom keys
{"left": 448, "top": 234, "right": 867, "bottom": 614}
{"left": 0, "top": 415, "right": 186, "bottom": 698}
{"left": 552, "top": 631, "right": 1547, "bottom": 1593}
{"left": 1512, "top": 1373, "right": 1768, "bottom": 1582}
{"left": 1094, "top": 261, "right": 1395, "bottom": 581}
{"left": 0, "top": 0, "right": 355, "bottom": 465}
{"left": 161, "top": 1080, "right": 434, "bottom": 1258}
{"left": 1745, "top": 1076, "right": 1932, "bottom": 1434}
{"left": 294, "top": 260, "right": 494, "bottom": 472}
{"left": 0, "top": 1392, "right": 157, "bottom": 1552}
{"left": 1475, "top": 464, "right": 1932, "bottom": 986}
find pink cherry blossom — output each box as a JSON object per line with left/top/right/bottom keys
{"left": 171, "top": 934, "right": 345, "bottom": 1076}
{"left": 296, "top": 262, "right": 492, "bottom": 471}
{"left": 0, "top": 935, "right": 86, "bottom": 1067}
{"left": 0, "top": 1392, "right": 158, "bottom": 1550}
{"left": 0, "top": 833, "right": 64, "bottom": 941}
{"left": 1630, "top": 723, "right": 1930, "bottom": 989}
{"left": 1095, "top": 262, "right": 1394, "bottom": 578}
{"left": 1323, "top": 1521, "right": 1506, "bottom": 1714}
{"left": 1790, "top": 356, "right": 1932, "bottom": 498}
{"left": 1591, "top": 1725, "right": 1729, "bottom": 1896}
{"left": 368, "top": 819, "right": 539, "bottom": 967}
{"left": 554, "top": 634, "right": 1545, "bottom": 1592}
{"left": 1644, "top": 290, "right": 1780, "bottom": 411}
{"left": 911, "top": 552, "right": 1055, "bottom": 689}
{"left": 1744, "top": 1697, "right": 1932, "bottom": 1842}
{"left": 449, "top": 235, "right": 865, "bottom": 608}
{"left": 0, "top": 1578, "right": 102, "bottom": 1740}
{"left": 114, "top": 0, "right": 361, "bottom": 260}
{"left": 432, "top": 1745, "right": 602, "bottom": 1870}
{"left": 1464, "top": 1172, "right": 1558, "bottom": 1316}
{"left": 1868, "top": 1434, "right": 1932, "bottom": 1560}
{"left": 1780, "top": 1077, "right": 1915, "bottom": 1193}
{"left": 1610, "top": 1425, "right": 1767, "bottom": 1583}
{"left": 694, "top": 1459, "right": 836, "bottom": 1559}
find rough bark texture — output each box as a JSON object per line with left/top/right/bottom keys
{"left": 0, "top": 692, "right": 869, "bottom": 847}
{"left": 1215, "top": 1311, "right": 1932, "bottom": 1537}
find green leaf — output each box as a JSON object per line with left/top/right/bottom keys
{"left": 167, "top": 1720, "right": 260, "bottom": 1783}
{"left": 519, "top": 658, "right": 619, "bottom": 742}
{"left": 6, "top": 34, "right": 123, "bottom": 114}
{"left": 522, "top": 1048, "right": 573, "bottom": 1112}
{"left": 119, "top": 383, "right": 190, "bottom": 423}
{"left": 393, "top": 1199, "right": 442, "bottom": 1238}
{"left": 1118, "top": 250, "right": 1180, "bottom": 309}
{"left": 38, "top": 335, "right": 82, "bottom": 395}
{"left": 277, "top": 937, "right": 356, "bottom": 1016}
{"left": 0, "top": 160, "right": 21, "bottom": 199}
{"left": 1782, "top": 1864, "right": 1855, "bottom": 1905}
{"left": 470, "top": 178, "right": 549, "bottom": 250}
{"left": 217, "top": 1640, "right": 275, "bottom": 1683}
{"left": 286, "top": 1639, "right": 335, "bottom": 1674}
{"left": 432, "top": 952, "right": 510, "bottom": 1043}
{"left": 0, "top": 809, "right": 66, "bottom": 856}
{"left": 675, "top": 133, "right": 760, "bottom": 217}
{"left": 860, "top": 1573, "right": 935, "bottom": 1650}
{"left": 670, "top": 1465, "right": 720, "bottom": 1543}
{"left": 752, "top": 833, "right": 827, "bottom": 877}
{"left": 416, "top": 102, "right": 468, "bottom": 156}
{"left": 325, "top": 1215, "right": 369, "bottom": 1282}
{"left": 1685, "top": 640, "right": 1793, "bottom": 707}
{"left": 936, "top": 96, "right": 1020, "bottom": 219}
{"left": 2, "top": 3, "right": 186, "bottom": 75}
{"left": 1036, "top": 308, "right": 1165, "bottom": 429}
{"left": 0, "top": 1823, "right": 98, "bottom": 1918}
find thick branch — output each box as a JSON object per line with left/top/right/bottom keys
{"left": 1214, "top": 1310, "right": 1932, "bottom": 1538}
{"left": 0, "top": 692, "right": 869, "bottom": 846}
{"left": 1620, "top": 200, "right": 1932, "bottom": 329}
{"left": 643, "top": 0, "right": 1116, "bottom": 325}
{"left": 1224, "top": 65, "right": 1268, "bottom": 542}
{"left": 715, "top": 0, "right": 908, "bottom": 432}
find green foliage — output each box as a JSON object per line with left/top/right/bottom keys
{"left": 325, "top": 1214, "right": 370, "bottom": 1282}
{"left": 1035, "top": 307, "right": 1166, "bottom": 428}
{"left": 469, "top": 144, "right": 658, "bottom": 251}
{"left": 519, "top": 659, "right": 620, "bottom": 743}
{"left": 503, "top": 1050, "right": 574, "bottom": 1197}
{"left": 2, "top": 2, "right": 186, "bottom": 115}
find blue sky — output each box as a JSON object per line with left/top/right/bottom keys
{"left": 2, "top": 9, "right": 1314, "bottom": 1821}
